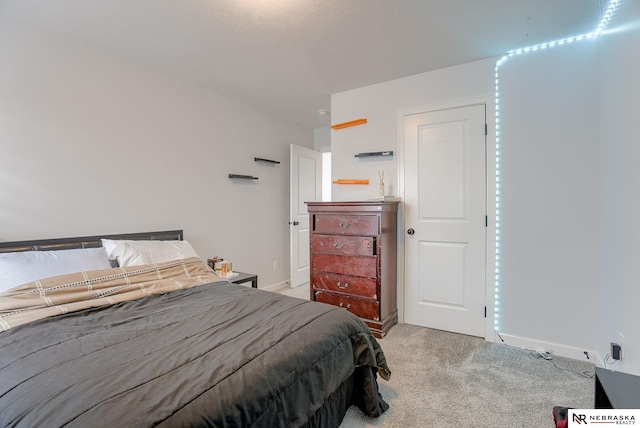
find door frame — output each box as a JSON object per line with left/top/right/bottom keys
{"left": 397, "top": 95, "right": 497, "bottom": 342}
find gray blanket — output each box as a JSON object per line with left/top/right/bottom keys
{"left": 0, "top": 282, "right": 390, "bottom": 427}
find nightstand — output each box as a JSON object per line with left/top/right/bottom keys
{"left": 230, "top": 272, "right": 258, "bottom": 288}
{"left": 595, "top": 367, "right": 640, "bottom": 408}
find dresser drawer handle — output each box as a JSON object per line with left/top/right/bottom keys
{"left": 336, "top": 281, "right": 349, "bottom": 289}
{"left": 339, "top": 302, "right": 352, "bottom": 310}
{"left": 333, "top": 242, "right": 345, "bottom": 249}
{"left": 338, "top": 222, "right": 351, "bottom": 229}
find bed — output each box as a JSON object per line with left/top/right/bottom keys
{"left": 0, "top": 230, "right": 390, "bottom": 427}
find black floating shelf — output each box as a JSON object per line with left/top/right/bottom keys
{"left": 354, "top": 151, "right": 394, "bottom": 158}
{"left": 229, "top": 174, "right": 258, "bottom": 180}
{"left": 254, "top": 157, "right": 280, "bottom": 164}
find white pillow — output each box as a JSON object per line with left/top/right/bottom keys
{"left": 101, "top": 239, "right": 126, "bottom": 263}
{"left": 0, "top": 247, "right": 112, "bottom": 293}
{"left": 100, "top": 239, "right": 200, "bottom": 267}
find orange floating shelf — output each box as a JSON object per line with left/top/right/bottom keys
{"left": 331, "top": 118, "right": 367, "bottom": 130}
{"left": 332, "top": 179, "right": 369, "bottom": 185}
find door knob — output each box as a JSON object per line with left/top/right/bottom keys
{"left": 407, "top": 228, "right": 415, "bottom": 235}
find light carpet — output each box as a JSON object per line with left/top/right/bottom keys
{"left": 339, "top": 323, "right": 594, "bottom": 428}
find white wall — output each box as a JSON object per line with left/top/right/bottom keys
{"left": 498, "top": 40, "right": 602, "bottom": 359}
{"left": 0, "top": 17, "right": 313, "bottom": 288}
{"left": 597, "top": 3, "right": 640, "bottom": 375}
{"left": 313, "top": 126, "right": 331, "bottom": 152}
{"left": 500, "top": 3, "right": 640, "bottom": 374}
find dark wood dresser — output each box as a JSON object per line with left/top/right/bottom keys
{"left": 306, "top": 201, "right": 398, "bottom": 338}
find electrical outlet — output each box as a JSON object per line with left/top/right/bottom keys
{"left": 619, "top": 332, "right": 625, "bottom": 359}
{"left": 273, "top": 260, "right": 279, "bottom": 271}
{"left": 611, "top": 342, "right": 622, "bottom": 361}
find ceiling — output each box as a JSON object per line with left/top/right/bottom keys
{"left": 0, "top": 0, "right": 613, "bottom": 129}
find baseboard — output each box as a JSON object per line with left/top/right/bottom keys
{"left": 497, "top": 332, "right": 602, "bottom": 366}
{"left": 262, "top": 280, "right": 290, "bottom": 292}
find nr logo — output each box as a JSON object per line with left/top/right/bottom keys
{"left": 573, "top": 413, "right": 588, "bottom": 424}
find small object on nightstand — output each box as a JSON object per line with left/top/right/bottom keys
{"left": 207, "top": 257, "right": 222, "bottom": 270}
{"left": 208, "top": 257, "right": 234, "bottom": 277}
{"left": 214, "top": 260, "right": 233, "bottom": 277}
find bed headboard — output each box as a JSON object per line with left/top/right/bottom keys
{"left": 0, "top": 230, "right": 183, "bottom": 253}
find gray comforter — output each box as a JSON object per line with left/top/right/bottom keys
{"left": 0, "top": 281, "right": 390, "bottom": 427}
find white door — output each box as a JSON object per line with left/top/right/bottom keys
{"left": 404, "top": 104, "right": 487, "bottom": 337}
{"left": 290, "top": 144, "right": 322, "bottom": 288}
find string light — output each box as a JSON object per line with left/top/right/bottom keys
{"left": 492, "top": 0, "right": 619, "bottom": 335}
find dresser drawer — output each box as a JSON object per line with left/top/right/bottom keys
{"left": 310, "top": 235, "right": 375, "bottom": 256}
{"left": 311, "top": 272, "right": 377, "bottom": 299}
{"left": 311, "top": 253, "right": 377, "bottom": 278}
{"left": 315, "top": 291, "right": 380, "bottom": 321}
{"left": 313, "top": 214, "right": 378, "bottom": 236}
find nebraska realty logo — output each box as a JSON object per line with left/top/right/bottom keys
{"left": 569, "top": 409, "right": 639, "bottom": 425}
